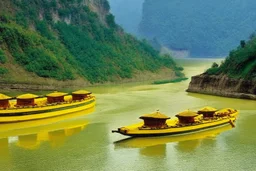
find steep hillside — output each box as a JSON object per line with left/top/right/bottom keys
{"left": 187, "top": 38, "right": 256, "bottom": 99}
{"left": 0, "top": 0, "right": 183, "bottom": 88}
{"left": 139, "top": 0, "right": 256, "bottom": 57}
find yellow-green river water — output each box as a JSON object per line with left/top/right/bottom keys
{"left": 0, "top": 59, "right": 255, "bottom": 171}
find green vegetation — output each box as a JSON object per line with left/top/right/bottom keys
{"left": 0, "top": 22, "right": 77, "bottom": 80}
{"left": 0, "top": 0, "right": 183, "bottom": 83}
{"left": 0, "top": 49, "right": 7, "bottom": 64}
{"left": 140, "top": 0, "right": 256, "bottom": 57}
{"left": 206, "top": 37, "right": 256, "bottom": 80}
{"left": 0, "top": 67, "right": 8, "bottom": 75}
{"left": 153, "top": 77, "right": 188, "bottom": 84}
{"left": 55, "top": 22, "right": 182, "bottom": 82}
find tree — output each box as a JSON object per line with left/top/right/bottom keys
{"left": 240, "top": 40, "right": 246, "bottom": 48}
{"left": 211, "top": 62, "right": 219, "bottom": 68}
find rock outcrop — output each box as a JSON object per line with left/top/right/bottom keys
{"left": 187, "top": 74, "right": 256, "bottom": 100}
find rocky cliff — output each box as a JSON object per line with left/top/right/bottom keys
{"left": 187, "top": 31, "right": 256, "bottom": 100}
{"left": 187, "top": 74, "right": 256, "bottom": 100}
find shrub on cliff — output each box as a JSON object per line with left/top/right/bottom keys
{"left": 206, "top": 38, "right": 256, "bottom": 80}
{"left": 0, "top": 49, "right": 6, "bottom": 64}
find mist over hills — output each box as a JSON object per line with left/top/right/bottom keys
{"left": 108, "top": 0, "right": 144, "bottom": 35}
{"left": 109, "top": 0, "right": 256, "bottom": 57}
{"left": 139, "top": 0, "right": 256, "bottom": 57}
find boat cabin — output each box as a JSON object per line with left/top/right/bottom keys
{"left": 72, "top": 90, "right": 91, "bottom": 101}
{"left": 16, "top": 94, "right": 38, "bottom": 107}
{"left": 139, "top": 111, "right": 170, "bottom": 129}
{"left": 0, "top": 93, "right": 11, "bottom": 109}
{"left": 214, "top": 108, "right": 236, "bottom": 117}
{"left": 46, "top": 91, "right": 67, "bottom": 104}
{"left": 197, "top": 106, "right": 217, "bottom": 118}
{"left": 175, "top": 110, "right": 198, "bottom": 124}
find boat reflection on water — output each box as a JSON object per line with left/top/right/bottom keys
{"left": 140, "top": 144, "right": 167, "bottom": 157}
{"left": 114, "top": 124, "right": 233, "bottom": 149}
{"left": 175, "top": 139, "right": 201, "bottom": 153}
{"left": 15, "top": 123, "right": 87, "bottom": 150}
{"left": 0, "top": 106, "right": 95, "bottom": 152}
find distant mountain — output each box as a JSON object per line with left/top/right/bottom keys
{"left": 108, "top": 0, "right": 144, "bottom": 35}
{"left": 0, "top": 0, "right": 183, "bottom": 86}
{"left": 139, "top": 0, "right": 256, "bottom": 57}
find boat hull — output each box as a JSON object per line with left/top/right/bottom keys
{"left": 0, "top": 97, "right": 96, "bottom": 123}
{"left": 113, "top": 112, "right": 238, "bottom": 137}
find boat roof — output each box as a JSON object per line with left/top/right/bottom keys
{"left": 46, "top": 91, "right": 67, "bottom": 97}
{"left": 0, "top": 93, "right": 12, "bottom": 100}
{"left": 140, "top": 110, "right": 170, "bottom": 119}
{"left": 72, "top": 90, "right": 91, "bottom": 95}
{"left": 16, "top": 93, "right": 38, "bottom": 99}
{"left": 176, "top": 110, "right": 198, "bottom": 117}
{"left": 198, "top": 106, "right": 217, "bottom": 112}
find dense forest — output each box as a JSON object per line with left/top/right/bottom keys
{"left": 206, "top": 38, "right": 256, "bottom": 80}
{"left": 0, "top": 0, "right": 183, "bottom": 84}
{"left": 139, "top": 0, "right": 256, "bottom": 57}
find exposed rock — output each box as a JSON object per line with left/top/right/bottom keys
{"left": 187, "top": 74, "right": 256, "bottom": 100}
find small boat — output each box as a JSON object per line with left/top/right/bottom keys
{"left": 112, "top": 107, "right": 238, "bottom": 137}
{"left": 0, "top": 90, "right": 96, "bottom": 123}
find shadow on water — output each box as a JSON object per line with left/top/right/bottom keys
{"left": 114, "top": 124, "right": 233, "bottom": 149}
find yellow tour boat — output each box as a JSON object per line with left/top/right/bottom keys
{"left": 114, "top": 124, "right": 233, "bottom": 149}
{"left": 112, "top": 107, "right": 238, "bottom": 137}
{"left": 0, "top": 90, "right": 95, "bottom": 123}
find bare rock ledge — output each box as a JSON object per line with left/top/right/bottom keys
{"left": 187, "top": 74, "right": 256, "bottom": 100}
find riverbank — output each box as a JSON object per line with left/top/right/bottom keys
{"left": 0, "top": 67, "right": 179, "bottom": 92}
{"left": 187, "top": 74, "right": 256, "bottom": 100}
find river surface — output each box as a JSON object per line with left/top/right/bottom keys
{"left": 0, "top": 59, "right": 256, "bottom": 171}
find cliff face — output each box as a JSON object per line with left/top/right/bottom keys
{"left": 187, "top": 74, "right": 256, "bottom": 100}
